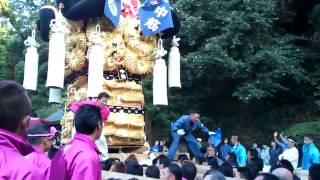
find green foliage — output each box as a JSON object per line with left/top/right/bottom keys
{"left": 285, "top": 120, "right": 320, "bottom": 144}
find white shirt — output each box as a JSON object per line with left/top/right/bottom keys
{"left": 278, "top": 146, "right": 299, "bottom": 169}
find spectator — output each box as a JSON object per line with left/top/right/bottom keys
{"left": 50, "top": 105, "right": 103, "bottom": 180}
{"left": 253, "top": 143, "right": 261, "bottom": 157}
{"left": 274, "top": 132, "right": 288, "bottom": 151}
{"left": 161, "top": 163, "right": 182, "bottom": 180}
{"left": 237, "top": 167, "right": 254, "bottom": 180}
{"left": 160, "top": 139, "right": 168, "bottom": 152}
{"left": 247, "top": 148, "right": 259, "bottom": 162}
{"left": 203, "top": 169, "right": 226, "bottom": 180}
{"left": 0, "top": 80, "right": 44, "bottom": 179}
{"left": 275, "top": 159, "right": 294, "bottom": 173}
{"left": 219, "top": 138, "right": 231, "bottom": 160}
{"left": 110, "top": 162, "right": 125, "bottom": 173}
{"left": 261, "top": 145, "right": 271, "bottom": 166}
{"left": 255, "top": 173, "right": 279, "bottom": 180}
{"left": 125, "top": 161, "right": 143, "bottom": 176}
{"left": 225, "top": 152, "right": 239, "bottom": 168}
{"left": 270, "top": 141, "right": 282, "bottom": 168}
{"left": 208, "top": 157, "right": 220, "bottom": 169}
{"left": 247, "top": 157, "right": 264, "bottom": 178}
{"left": 206, "top": 145, "right": 224, "bottom": 165}
{"left": 309, "top": 164, "right": 320, "bottom": 180}
{"left": 145, "top": 165, "right": 160, "bottom": 179}
{"left": 150, "top": 140, "right": 161, "bottom": 153}
{"left": 219, "top": 162, "right": 234, "bottom": 177}
{"left": 26, "top": 124, "right": 57, "bottom": 179}
{"left": 178, "top": 154, "right": 189, "bottom": 163}
{"left": 231, "top": 135, "right": 247, "bottom": 167}
{"left": 278, "top": 137, "right": 299, "bottom": 169}
{"left": 125, "top": 154, "right": 138, "bottom": 166}
{"left": 103, "top": 158, "right": 117, "bottom": 171}
{"left": 272, "top": 168, "right": 293, "bottom": 180}
{"left": 155, "top": 154, "right": 170, "bottom": 169}
{"left": 181, "top": 161, "right": 197, "bottom": 180}
{"left": 302, "top": 134, "right": 320, "bottom": 170}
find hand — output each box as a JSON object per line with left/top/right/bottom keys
{"left": 274, "top": 132, "right": 278, "bottom": 137}
{"left": 177, "top": 129, "right": 185, "bottom": 136}
{"left": 208, "top": 131, "right": 216, "bottom": 136}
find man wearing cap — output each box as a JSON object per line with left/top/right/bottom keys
{"left": 167, "top": 113, "right": 215, "bottom": 161}
{"left": 25, "top": 124, "right": 57, "bottom": 180}
{"left": 302, "top": 134, "right": 320, "bottom": 170}
{"left": 278, "top": 136, "right": 299, "bottom": 169}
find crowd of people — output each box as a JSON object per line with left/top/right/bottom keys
{"left": 1, "top": 80, "right": 320, "bottom": 180}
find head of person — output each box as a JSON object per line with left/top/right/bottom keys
{"left": 0, "top": 80, "right": 32, "bottom": 138}
{"left": 155, "top": 140, "right": 159, "bottom": 146}
{"left": 247, "top": 158, "right": 264, "bottom": 178}
{"left": 286, "top": 136, "right": 297, "bottom": 148}
{"left": 125, "top": 154, "right": 138, "bottom": 166}
{"left": 276, "top": 159, "right": 294, "bottom": 173}
{"left": 178, "top": 154, "right": 189, "bottom": 163}
{"left": 219, "top": 162, "right": 234, "bottom": 177}
{"left": 74, "top": 105, "right": 102, "bottom": 140}
{"left": 247, "top": 148, "right": 259, "bottom": 160}
{"left": 125, "top": 161, "right": 143, "bottom": 176}
{"left": 190, "top": 113, "right": 200, "bottom": 122}
{"left": 97, "top": 92, "right": 109, "bottom": 108}
{"left": 271, "top": 141, "right": 276, "bottom": 148}
{"left": 203, "top": 169, "right": 226, "bottom": 180}
{"left": 309, "top": 164, "right": 320, "bottom": 180}
{"left": 224, "top": 138, "right": 228, "bottom": 144}
{"left": 145, "top": 165, "right": 160, "bottom": 178}
{"left": 156, "top": 154, "right": 170, "bottom": 169}
{"left": 237, "top": 167, "right": 254, "bottom": 180}
{"left": 181, "top": 161, "right": 197, "bottom": 180}
{"left": 253, "top": 143, "right": 258, "bottom": 148}
{"left": 207, "top": 145, "right": 217, "bottom": 157}
{"left": 27, "top": 124, "right": 57, "bottom": 152}
{"left": 160, "top": 140, "right": 165, "bottom": 146}
{"left": 255, "top": 173, "right": 279, "bottom": 180}
{"left": 103, "top": 158, "right": 117, "bottom": 171}
{"left": 231, "top": 135, "right": 239, "bottom": 145}
{"left": 225, "top": 152, "right": 237, "bottom": 164}
{"left": 110, "top": 161, "right": 125, "bottom": 173}
{"left": 161, "top": 163, "right": 182, "bottom": 180}
{"left": 304, "top": 134, "right": 314, "bottom": 145}
{"left": 208, "top": 157, "right": 219, "bottom": 169}
{"left": 272, "top": 168, "right": 293, "bottom": 180}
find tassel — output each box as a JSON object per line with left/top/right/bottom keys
{"left": 153, "top": 38, "right": 168, "bottom": 105}
{"left": 87, "top": 24, "right": 104, "bottom": 98}
{"left": 23, "top": 26, "right": 39, "bottom": 91}
{"left": 168, "top": 36, "right": 181, "bottom": 88}
{"left": 48, "top": 88, "right": 62, "bottom": 103}
{"left": 46, "top": 4, "right": 68, "bottom": 89}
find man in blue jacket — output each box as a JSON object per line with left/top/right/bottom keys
{"left": 302, "top": 134, "right": 320, "bottom": 170}
{"left": 231, "top": 135, "right": 247, "bottom": 167}
{"left": 167, "top": 113, "right": 215, "bottom": 161}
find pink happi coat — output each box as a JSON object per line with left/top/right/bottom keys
{"left": 49, "top": 133, "right": 102, "bottom": 180}
{"left": 0, "top": 129, "right": 44, "bottom": 179}
{"left": 69, "top": 100, "right": 110, "bottom": 121}
{"left": 25, "top": 146, "right": 51, "bottom": 180}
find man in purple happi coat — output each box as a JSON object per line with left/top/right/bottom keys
{"left": 0, "top": 80, "right": 44, "bottom": 179}
{"left": 50, "top": 104, "right": 103, "bottom": 180}
{"left": 25, "top": 124, "right": 58, "bottom": 179}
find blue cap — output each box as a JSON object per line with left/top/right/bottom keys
{"left": 139, "top": 0, "right": 174, "bottom": 36}
{"left": 104, "top": 0, "right": 122, "bottom": 27}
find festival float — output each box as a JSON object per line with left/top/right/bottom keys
{"left": 23, "top": 0, "right": 181, "bottom": 150}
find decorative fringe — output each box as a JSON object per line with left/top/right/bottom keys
{"left": 48, "top": 88, "right": 62, "bottom": 103}
{"left": 153, "top": 39, "right": 168, "bottom": 105}
{"left": 168, "top": 36, "right": 181, "bottom": 88}
{"left": 87, "top": 24, "right": 104, "bottom": 98}
{"left": 23, "top": 27, "right": 39, "bottom": 91}
{"left": 46, "top": 5, "right": 68, "bottom": 88}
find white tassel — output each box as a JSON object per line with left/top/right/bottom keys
{"left": 168, "top": 36, "right": 181, "bottom": 88}
{"left": 87, "top": 24, "right": 104, "bottom": 98}
{"left": 48, "top": 88, "right": 62, "bottom": 103}
{"left": 46, "top": 6, "right": 68, "bottom": 88}
{"left": 23, "top": 27, "right": 39, "bottom": 91}
{"left": 153, "top": 39, "right": 168, "bottom": 105}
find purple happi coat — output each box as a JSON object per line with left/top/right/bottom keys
{"left": 0, "top": 129, "right": 44, "bottom": 179}
{"left": 49, "top": 133, "right": 102, "bottom": 180}
{"left": 25, "top": 146, "right": 51, "bottom": 180}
